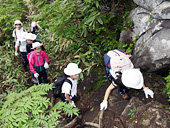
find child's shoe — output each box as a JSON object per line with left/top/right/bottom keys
{"left": 31, "top": 78, "right": 38, "bottom": 83}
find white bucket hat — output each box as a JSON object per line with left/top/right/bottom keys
{"left": 32, "top": 42, "right": 43, "bottom": 49}
{"left": 64, "top": 63, "right": 82, "bottom": 76}
{"left": 25, "top": 33, "right": 37, "bottom": 40}
{"left": 18, "top": 32, "right": 27, "bottom": 41}
{"left": 31, "top": 21, "right": 37, "bottom": 27}
{"left": 14, "top": 20, "right": 23, "bottom": 26}
{"left": 121, "top": 69, "right": 143, "bottom": 89}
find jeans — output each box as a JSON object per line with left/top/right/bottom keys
{"left": 36, "top": 69, "right": 48, "bottom": 84}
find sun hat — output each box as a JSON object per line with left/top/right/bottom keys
{"left": 31, "top": 21, "right": 37, "bottom": 27}
{"left": 32, "top": 42, "right": 43, "bottom": 49}
{"left": 18, "top": 32, "right": 27, "bottom": 41}
{"left": 25, "top": 33, "right": 37, "bottom": 40}
{"left": 121, "top": 69, "right": 143, "bottom": 89}
{"left": 64, "top": 63, "right": 82, "bottom": 76}
{"left": 108, "top": 50, "right": 134, "bottom": 72}
{"left": 14, "top": 20, "right": 23, "bottom": 26}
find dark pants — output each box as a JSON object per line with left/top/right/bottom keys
{"left": 20, "top": 52, "right": 28, "bottom": 67}
{"left": 37, "top": 69, "right": 48, "bottom": 84}
{"left": 118, "top": 86, "right": 129, "bottom": 94}
{"left": 60, "top": 93, "right": 78, "bottom": 103}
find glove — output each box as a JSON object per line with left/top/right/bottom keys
{"left": 100, "top": 101, "right": 108, "bottom": 110}
{"left": 44, "top": 62, "right": 49, "bottom": 69}
{"left": 144, "top": 87, "right": 154, "bottom": 98}
{"left": 34, "top": 73, "right": 39, "bottom": 78}
{"left": 15, "top": 51, "right": 18, "bottom": 56}
{"left": 70, "top": 101, "right": 76, "bottom": 107}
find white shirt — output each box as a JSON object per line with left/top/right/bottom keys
{"left": 61, "top": 77, "right": 77, "bottom": 99}
{"left": 12, "top": 27, "right": 26, "bottom": 38}
{"left": 15, "top": 40, "right": 27, "bottom": 52}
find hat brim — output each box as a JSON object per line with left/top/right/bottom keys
{"left": 26, "top": 34, "right": 36, "bottom": 40}
{"left": 121, "top": 69, "right": 143, "bottom": 89}
{"left": 64, "top": 68, "right": 82, "bottom": 76}
{"left": 31, "top": 43, "right": 43, "bottom": 49}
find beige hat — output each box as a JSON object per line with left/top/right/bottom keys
{"left": 108, "top": 50, "right": 134, "bottom": 72}
{"left": 64, "top": 63, "right": 82, "bottom": 76}
{"left": 121, "top": 69, "right": 143, "bottom": 89}
{"left": 14, "top": 20, "right": 23, "bottom": 26}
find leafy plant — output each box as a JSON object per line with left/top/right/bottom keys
{"left": 0, "top": 84, "right": 79, "bottom": 128}
{"left": 128, "top": 107, "right": 137, "bottom": 119}
{"left": 164, "top": 71, "right": 170, "bottom": 101}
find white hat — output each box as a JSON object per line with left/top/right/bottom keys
{"left": 18, "top": 32, "right": 27, "bottom": 41}
{"left": 32, "top": 42, "right": 43, "bottom": 49}
{"left": 121, "top": 69, "right": 143, "bottom": 89}
{"left": 64, "top": 63, "right": 82, "bottom": 76}
{"left": 25, "top": 33, "right": 37, "bottom": 40}
{"left": 31, "top": 21, "right": 37, "bottom": 27}
{"left": 14, "top": 20, "right": 23, "bottom": 26}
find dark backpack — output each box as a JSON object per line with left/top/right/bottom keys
{"left": 52, "top": 75, "right": 72, "bottom": 98}
{"left": 104, "top": 49, "right": 126, "bottom": 82}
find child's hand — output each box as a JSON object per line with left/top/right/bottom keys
{"left": 44, "top": 62, "right": 49, "bottom": 69}
{"left": 34, "top": 73, "right": 39, "bottom": 78}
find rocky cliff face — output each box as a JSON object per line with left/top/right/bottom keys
{"left": 120, "top": 0, "right": 170, "bottom": 73}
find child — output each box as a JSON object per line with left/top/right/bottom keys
{"left": 100, "top": 49, "right": 154, "bottom": 111}
{"left": 31, "top": 21, "right": 42, "bottom": 35}
{"left": 15, "top": 32, "right": 28, "bottom": 71}
{"left": 28, "top": 42, "right": 49, "bottom": 84}
{"left": 60, "top": 63, "right": 82, "bottom": 107}
{"left": 12, "top": 20, "right": 26, "bottom": 44}
{"left": 25, "top": 33, "right": 45, "bottom": 54}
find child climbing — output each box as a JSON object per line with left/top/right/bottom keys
{"left": 12, "top": 20, "right": 27, "bottom": 44}
{"left": 28, "top": 42, "right": 49, "bottom": 84}
{"left": 60, "top": 63, "right": 82, "bottom": 107}
{"left": 15, "top": 32, "right": 28, "bottom": 71}
{"left": 25, "top": 33, "right": 45, "bottom": 55}
{"left": 31, "top": 21, "right": 42, "bottom": 35}
{"left": 100, "top": 49, "right": 154, "bottom": 110}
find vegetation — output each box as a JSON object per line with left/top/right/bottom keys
{"left": 128, "top": 107, "right": 137, "bottom": 119}
{"left": 164, "top": 71, "right": 170, "bottom": 101}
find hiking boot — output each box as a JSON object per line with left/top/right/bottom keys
{"left": 121, "top": 93, "right": 130, "bottom": 100}
{"left": 31, "top": 78, "right": 38, "bottom": 83}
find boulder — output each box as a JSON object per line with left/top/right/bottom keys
{"left": 133, "top": 0, "right": 163, "bottom": 11}
{"left": 152, "top": 1, "right": 170, "bottom": 19}
{"left": 124, "top": 101, "right": 170, "bottom": 128}
{"left": 132, "top": 28, "right": 170, "bottom": 72}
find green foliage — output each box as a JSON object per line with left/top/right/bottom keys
{"left": 0, "top": 84, "right": 79, "bottom": 128}
{"left": 0, "top": 0, "right": 27, "bottom": 44}
{"left": 128, "top": 107, "right": 137, "bottom": 119}
{"left": 164, "top": 71, "right": 170, "bottom": 101}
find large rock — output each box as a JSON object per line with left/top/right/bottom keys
{"left": 123, "top": 100, "right": 170, "bottom": 128}
{"left": 119, "top": 0, "right": 170, "bottom": 72}
{"left": 152, "top": 1, "right": 170, "bottom": 19}
{"left": 132, "top": 28, "right": 170, "bottom": 72}
{"left": 133, "top": 0, "right": 163, "bottom": 11}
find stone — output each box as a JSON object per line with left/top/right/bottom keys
{"left": 152, "top": 1, "right": 170, "bottom": 19}
{"left": 132, "top": 28, "right": 170, "bottom": 72}
{"left": 133, "top": 0, "right": 163, "bottom": 11}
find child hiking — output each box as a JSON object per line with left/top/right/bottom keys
{"left": 31, "top": 21, "right": 42, "bottom": 35}
{"left": 60, "top": 63, "right": 82, "bottom": 107}
{"left": 12, "top": 20, "right": 27, "bottom": 44}
{"left": 28, "top": 42, "right": 49, "bottom": 84}
{"left": 100, "top": 49, "right": 154, "bottom": 110}
{"left": 15, "top": 32, "right": 28, "bottom": 71}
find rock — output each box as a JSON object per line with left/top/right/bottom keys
{"left": 133, "top": 0, "right": 163, "bottom": 11}
{"left": 132, "top": 28, "right": 170, "bottom": 72}
{"left": 152, "top": 1, "right": 170, "bottom": 19}
{"left": 125, "top": 101, "right": 170, "bottom": 128}
{"left": 119, "top": 28, "right": 133, "bottom": 44}
{"left": 161, "top": 20, "right": 170, "bottom": 28}
{"left": 121, "top": 97, "right": 144, "bottom": 119}
{"left": 129, "top": 7, "right": 151, "bottom": 37}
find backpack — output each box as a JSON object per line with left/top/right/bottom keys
{"left": 52, "top": 75, "right": 72, "bottom": 98}
{"left": 104, "top": 49, "right": 133, "bottom": 82}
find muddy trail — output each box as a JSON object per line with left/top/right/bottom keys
{"left": 15, "top": 57, "right": 169, "bottom": 128}
{"left": 51, "top": 66, "right": 169, "bottom": 128}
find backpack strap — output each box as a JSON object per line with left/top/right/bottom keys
{"left": 14, "top": 29, "right": 17, "bottom": 38}
{"left": 64, "top": 79, "right": 73, "bottom": 95}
